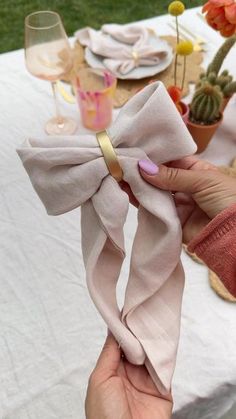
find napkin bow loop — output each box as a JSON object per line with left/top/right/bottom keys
{"left": 17, "top": 82, "right": 197, "bottom": 396}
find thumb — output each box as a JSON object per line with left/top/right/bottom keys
{"left": 94, "top": 332, "right": 120, "bottom": 377}
{"left": 138, "top": 160, "right": 215, "bottom": 194}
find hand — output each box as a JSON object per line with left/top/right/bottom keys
{"left": 85, "top": 333, "right": 172, "bottom": 419}
{"left": 132, "top": 156, "right": 236, "bottom": 244}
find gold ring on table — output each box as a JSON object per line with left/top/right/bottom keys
{"left": 132, "top": 50, "right": 139, "bottom": 67}
{"left": 96, "top": 130, "right": 123, "bottom": 182}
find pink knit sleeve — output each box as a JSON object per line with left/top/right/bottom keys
{"left": 187, "top": 203, "right": 236, "bottom": 297}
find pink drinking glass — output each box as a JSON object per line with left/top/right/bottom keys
{"left": 25, "top": 11, "right": 77, "bottom": 135}
{"left": 75, "top": 68, "right": 117, "bottom": 131}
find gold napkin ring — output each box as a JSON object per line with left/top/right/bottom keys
{"left": 96, "top": 130, "right": 123, "bottom": 182}
{"left": 132, "top": 50, "right": 139, "bottom": 67}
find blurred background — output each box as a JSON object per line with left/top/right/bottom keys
{"left": 0, "top": 0, "right": 203, "bottom": 53}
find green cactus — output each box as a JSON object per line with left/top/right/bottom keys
{"left": 196, "top": 36, "right": 236, "bottom": 103}
{"left": 217, "top": 74, "right": 233, "bottom": 89}
{"left": 190, "top": 83, "right": 223, "bottom": 124}
{"left": 221, "top": 69, "right": 230, "bottom": 77}
{"left": 207, "top": 72, "right": 217, "bottom": 84}
{"left": 207, "top": 35, "right": 236, "bottom": 76}
{"left": 223, "top": 81, "right": 236, "bottom": 98}
{"left": 196, "top": 70, "right": 235, "bottom": 99}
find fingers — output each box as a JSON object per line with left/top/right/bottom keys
{"left": 138, "top": 161, "right": 216, "bottom": 194}
{"left": 86, "top": 333, "right": 120, "bottom": 417}
{"left": 120, "top": 157, "right": 217, "bottom": 207}
{"left": 167, "top": 156, "right": 200, "bottom": 170}
{"left": 167, "top": 156, "right": 218, "bottom": 171}
{"left": 94, "top": 332, "right": 121, "bottom": 378}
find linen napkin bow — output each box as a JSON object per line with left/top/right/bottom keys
{"left": 17, "top": 82, "right": 196, "bottom": 395}
{"left": 75, "top": 24, "right": 171, "bottom": 76}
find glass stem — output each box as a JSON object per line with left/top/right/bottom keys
{"left": 51, "top": 81, "right": 64, "bottom": 126}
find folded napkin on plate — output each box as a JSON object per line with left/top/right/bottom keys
{"left": 17, "top": 82, "right": 196, "bottom": 395}
{"left": 75, "top": 24, "right": 170, "bottom": 75}
{"left": 101, "top": 23, "right": 149, "bottom": 44}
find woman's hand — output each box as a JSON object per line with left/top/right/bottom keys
{"left": 123, "top": 156, "right": 236, "bottom": 244}
{"left": 85, "top": 333, "right": 172, "bottom": 419}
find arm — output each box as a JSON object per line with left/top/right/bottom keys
{"left": 138, "top": 156, "right": 236, "bottom": 295}
{"left": 188, "top": 203, "right": 236, "bottom": 297}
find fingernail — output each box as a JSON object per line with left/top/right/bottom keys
{"left": 138, "top": 159, "right": 159, "bottom": 175}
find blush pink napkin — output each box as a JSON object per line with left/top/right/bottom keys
{"left": 101, "top": 23, "right": 150, "bottom": 45}
{"left": 75, "top": 25, "right": 170, "bottom": 76}
{"left": 17, "top": 81, "right": 197, "bottom": 395}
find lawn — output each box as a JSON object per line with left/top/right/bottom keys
{"left": 0, "top": 0, "right": 203, "bottom": 53}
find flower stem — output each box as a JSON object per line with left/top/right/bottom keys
{"left": 174, "top": 16, "right": 180, "bottom": 86}
{"left": 174, "top": 54, "right": 178, "bottom": 86}
{"left": 181, "top": 56, "right": 187, "bottom": 91}
{"left": 176, "top": 16, "right": 180, "bottom": 44}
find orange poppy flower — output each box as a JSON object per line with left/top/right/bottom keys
{"left": 203, "top": 0, "right": 236, "bottom": 37}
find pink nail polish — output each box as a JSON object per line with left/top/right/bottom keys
{"left": 138, "top": 159, "right": 159, "bottom": 175}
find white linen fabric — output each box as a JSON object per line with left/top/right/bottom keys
{"left": 75, "top": 24, "right": 170, "bottom": 75}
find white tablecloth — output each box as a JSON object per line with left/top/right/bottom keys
{"left": 0, "top": 7, "right": 236, "bottom": 419}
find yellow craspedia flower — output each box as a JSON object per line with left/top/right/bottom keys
{"left": 168, "top": 1, "right": 185, "bottom": 16}
{"left": 176, "top": 40, "right": 194, "bottom": 55}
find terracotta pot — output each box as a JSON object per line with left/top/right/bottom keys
{"left": 187, "top": 113, "right": 223, "bottom": 153}
{"left": 179, "top": 101, "right": 189, "bottom": 124}
{"left": 221, "top": 96, "right": 232, "bottom": 112}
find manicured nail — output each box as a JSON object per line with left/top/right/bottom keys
{"left": 138, "top": 159, "right": 159, "bottom": 175}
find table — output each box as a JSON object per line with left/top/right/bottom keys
{"left": 0, "top": 6, "right": 236, "bottom": 419}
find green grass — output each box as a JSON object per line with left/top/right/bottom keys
{"left": 0, "top": 0, "right": 203, "bottom": 53}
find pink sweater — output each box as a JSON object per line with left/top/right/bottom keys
{"left": 188, "top": 203, "right": 236, "bottom": 297}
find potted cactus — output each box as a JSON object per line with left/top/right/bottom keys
{"left": 187, "top": 82, "right": 223, "bottom": 153}
{"left": 197, "top": 35, "right": 236, "bottom": 111}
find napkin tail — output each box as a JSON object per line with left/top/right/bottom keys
{"left": 119, "top": 166, "right": 185, "bottom": 395}
{"left": 81, "top": 178, "right": 146, "bottom": 364}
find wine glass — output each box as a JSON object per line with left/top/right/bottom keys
{"left": 25, "top": 11, "right": 77, "bottom": 135}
